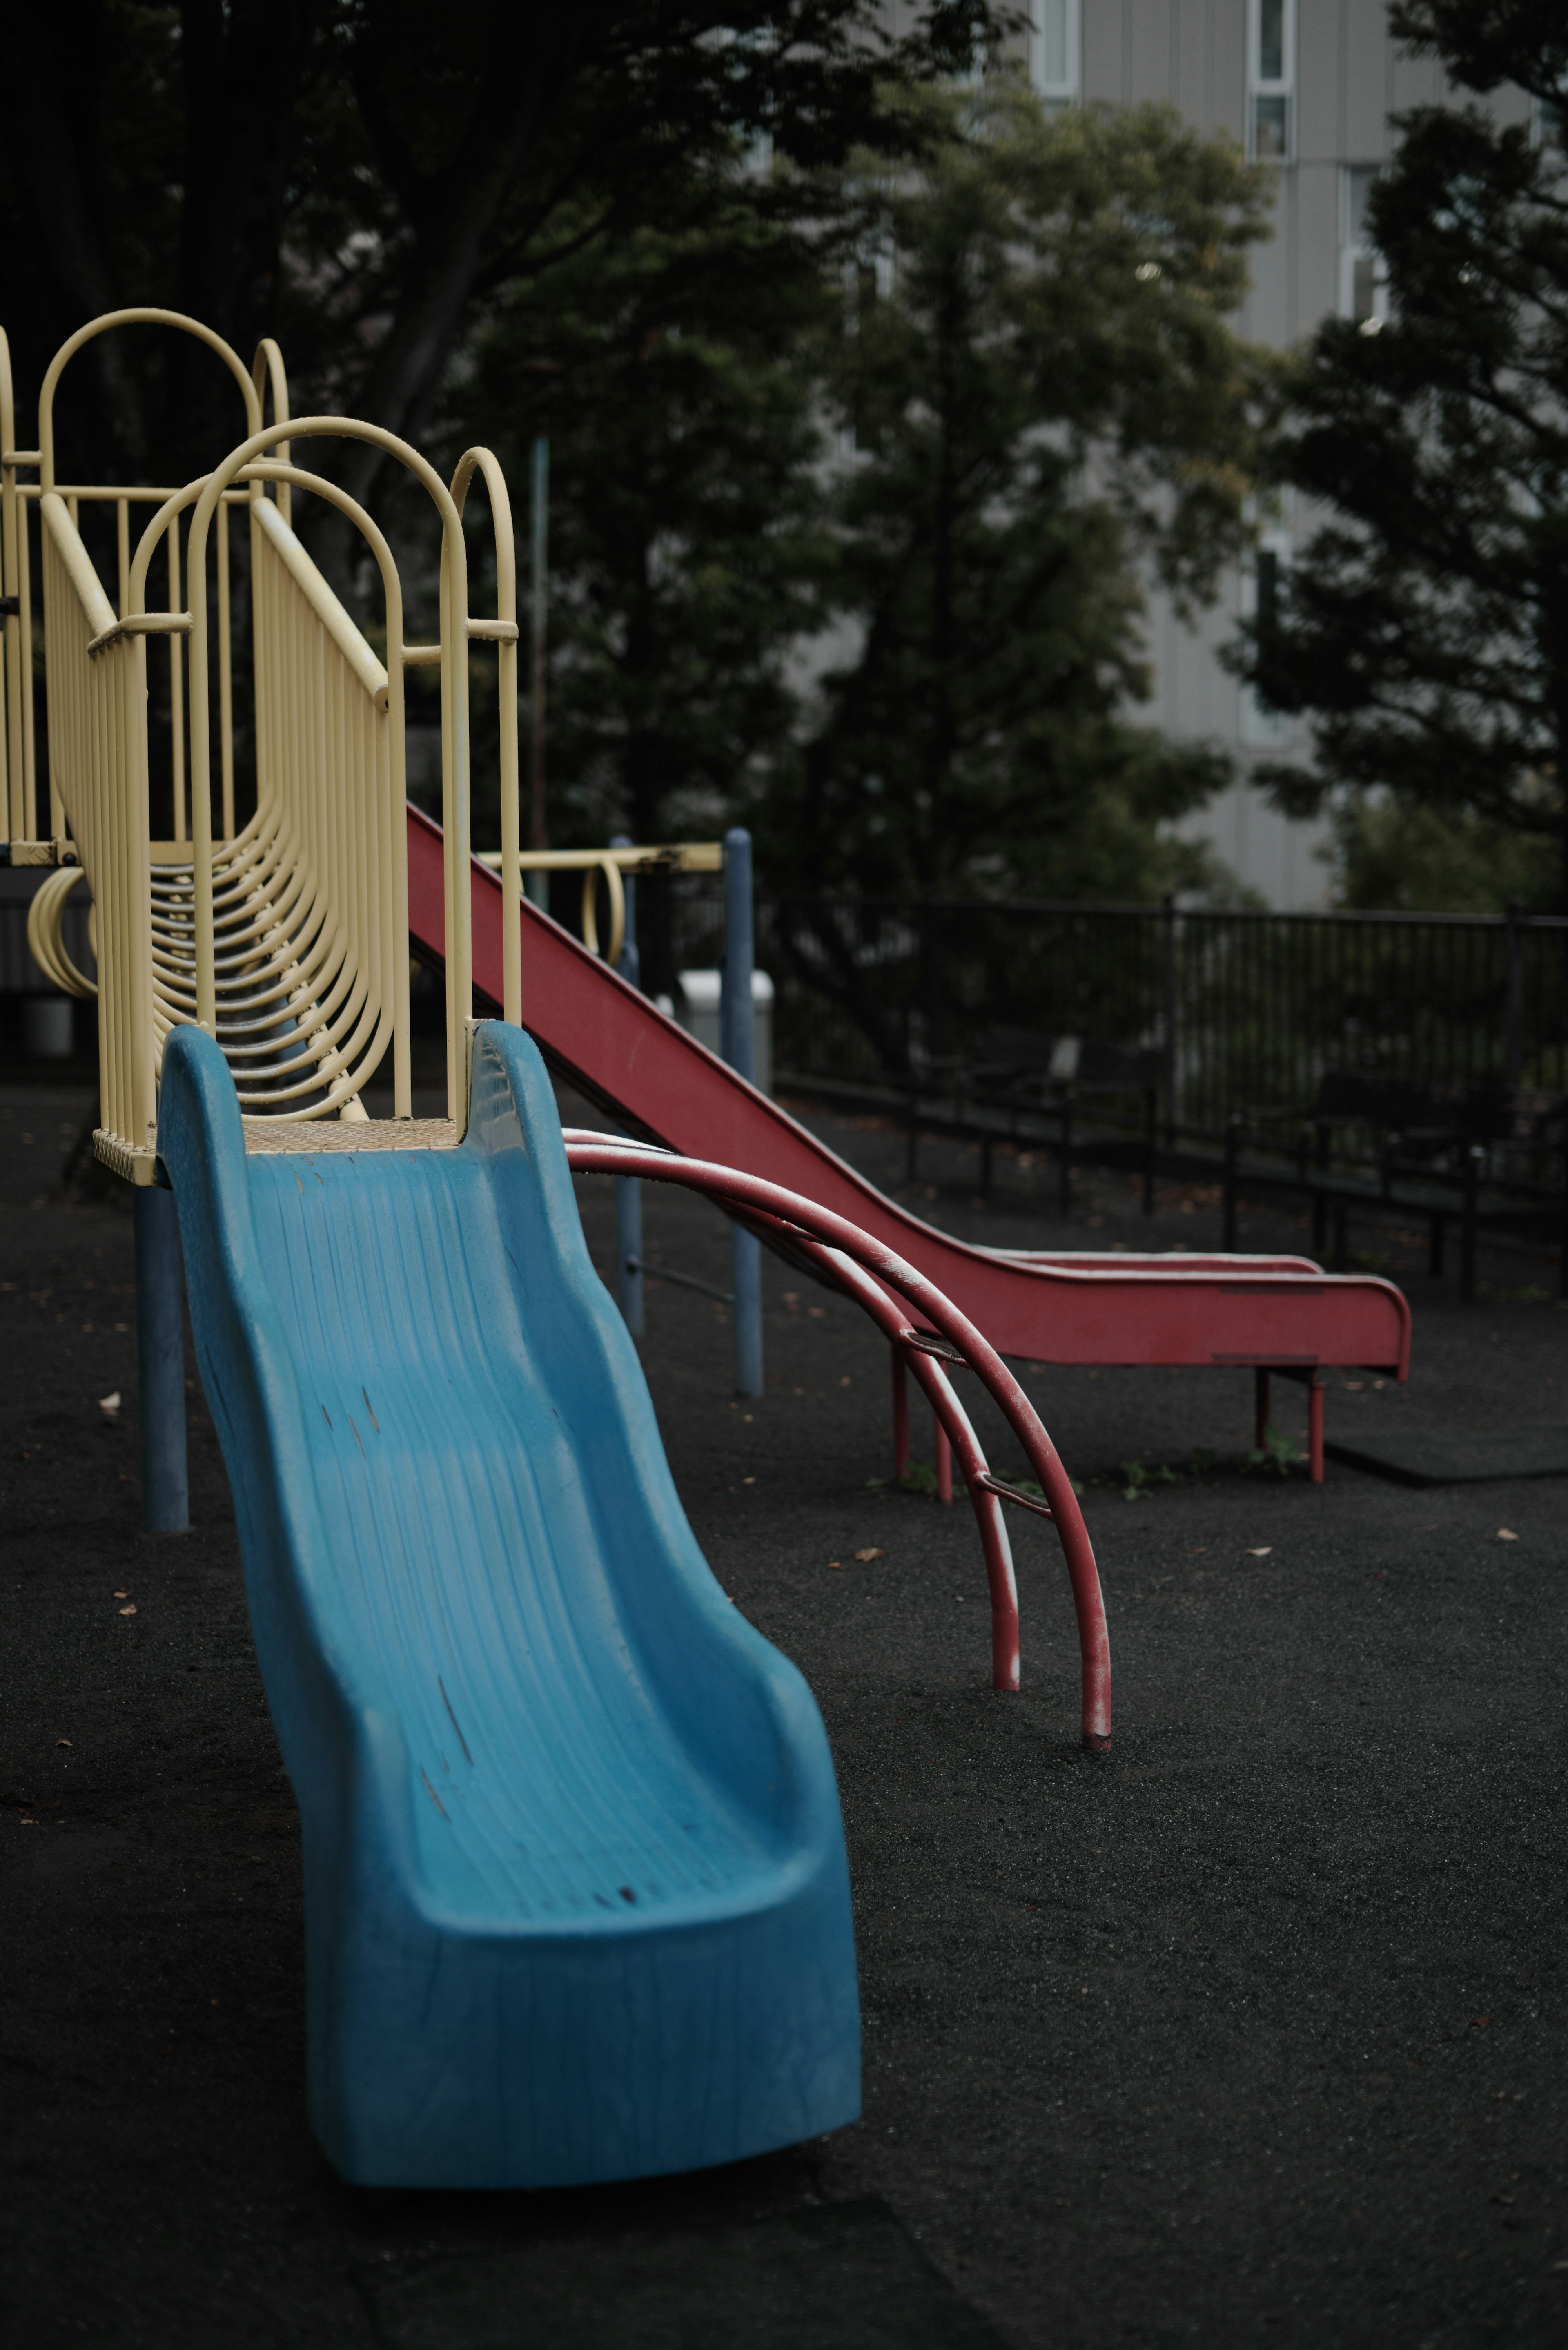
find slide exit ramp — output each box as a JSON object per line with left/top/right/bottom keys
{"left": 409, "top": 810, "right": 1412, "bottom": 1433}
{"left": 157, "top": 1019, "right": 860, "bottom": 2189}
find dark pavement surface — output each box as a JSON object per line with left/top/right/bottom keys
{"left": 3, "top": 1080, "right": 1566, "bottom": 2348}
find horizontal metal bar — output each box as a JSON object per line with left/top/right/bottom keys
{"left": 13, "top": 482, "right": 251, "bottom": 503}
{"left": 735, "top": 892, "right": 1568, "bottom": 935}
{"left": 88, "top": 611, "right": 192, "bottom": 658}
{"left": 476, "top": 843, "right": 722, "bottom": 874}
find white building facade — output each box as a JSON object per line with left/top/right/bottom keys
{"left": 1023, "top": 0, "right": 1526, "bottom": 906}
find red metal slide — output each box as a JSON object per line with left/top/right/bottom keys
{"left": 407, "top": 809, "right": 1411, "bottom": 1474}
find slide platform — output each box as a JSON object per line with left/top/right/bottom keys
{"left": 157, "top": 1020, "right": 860, "bottom": 2189}
{"left": 408, "top": 810, "right": 1411, "bottom": 1385}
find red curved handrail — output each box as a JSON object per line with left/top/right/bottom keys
{"left": 564, "top": 1132, "right": 1112, "bottom": 1752}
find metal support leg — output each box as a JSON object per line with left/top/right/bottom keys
{"left": 615, "top": 1164, "right": 644, "bottom": 1337}
{"left": 1428, "top": 1214, "right": 1444, "bottom": 1278}
{"left": 1461, "top": 1145, "right": 1481, "bottom": 1302}
{"left": 610, "top": 841, "right": 646, "bottom": 1340}
{"left": 1254, "top": 1367, "right": 1271, "bottom": 1452}
{"left": 935, "top": 1412, "right": 953, "bottom": 1506}
{"left": 1223, "top": 1116, "right": 1241, "bottom": 1252}
{"left": 732, "top": 1227, "right": 763, "bottom": 1397}
{"left": 1143, "top": 1088, "right": 1156, "bottom": 1215}
{"left": 134, "top": 1184, "right": 189, "bottom": 1534}
{"left": 1308, "top": 1373, "right": 1324, "bottom": 1485}
{"left": 723, "top": 828, "right": 764, "bottom": 1397}
{"left": 891, "top": 1345, "right": 909, "bottom": 1481}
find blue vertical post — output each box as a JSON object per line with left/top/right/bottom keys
{"left": 133, "top": 1184, "right": 189, "bottom": 1533}
{"left": 612, "top": 835, "right": 645, "bottom": 1338}
{"left": 722, "top": 827, "right": 763, "bottom": 1398}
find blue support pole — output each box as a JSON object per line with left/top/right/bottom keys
{"left": 133, "top": 1183, "right": 189, "bottom": 1533}
{"left": 612, "top": 836, "right": 645, "bottom": 1338}
{"left": 722, "top": 827, "right": 763, "bottom": 1398}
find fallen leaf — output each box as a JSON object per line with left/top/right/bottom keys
{"left": 855, "top": 1547, "right": 885, "bottom": 1563}
{"left": 1470, "top": 2013, "right": 1491, "bottom": 2029}
{"left": 98, "top": 1391, "right": 121, "bottom": 1418}
{"left": 839, "top": 1375, "right": 851, "bottom": 1387}
{"left": 1497, "top": 1529, "right": 1518, "bottom": 1542}
{"left": 113, "top": 1589, "right": 129, "bottom": 1598}
{"left": 1246, "top": 1546, "right": 1273, "bottom": 1557}
{"left": 828, "top": 1559, "right": 844, "bottom": 1570}
{"left": 54, "top": 1739, "right": 71, "bottom": 1749}
{"left": 742, "top": 1475, "right": 755, "bottom": 1485}
{"left": 1185, "top": 1545, "right": 1208, "bottom": 1555}
{"left": 118, "top": 1604, "right": 137, "bottom": 1616}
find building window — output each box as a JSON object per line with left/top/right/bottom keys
{"left": 1530, "top": 96, "right": 1565, "bottom": 149}
{"left": 1248, "top": 0, "right": 1294, "bottom": 161}
{"left": 1241, "top": 533, "right": 1294, "bottom": 748}
{"left": 1340, "top": 167, "right": 1387, "bottom": 326}
{"left": 1029, "top": 0, "right": 1080, "bottom": 114}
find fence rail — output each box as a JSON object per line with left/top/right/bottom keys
{"left": 667, "top": 892, "right": 1568, "bottom": 1132}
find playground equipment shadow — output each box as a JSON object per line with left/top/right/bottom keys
{"left": 3, "top": 1081, "right": 1568, "bottom": 2348}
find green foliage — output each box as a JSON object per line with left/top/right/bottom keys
{"left": 759, "top": 79, "right": 1276, "bottom": 899}
{"left": 0, "top": 2, "right": 1002, "bottom": 495}
{"left": 0, "top": 16, "right": 1266, "bottom": 911}
{"left": 1242, "top": 1425, "right": 1304, "bottom": 1478}
{"left": 1238, "top": 4, "right": 1568, "bottom": 905}
{"left": 1331, "top": 793, "right": 1557, "bottom": 913}
{"left": 455, "top": 179, "right": 835, "bottom": 852}
{"left": 898, "top": 1458, "right": 942, "bottom": 1496}
{"left": 1118, "top": 1457, "right": 1179, "bottom": 1501}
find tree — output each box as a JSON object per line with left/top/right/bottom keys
{"left": 450, "top": 172, "right": 835, "bottom": 867}
{"left": 1238, "top": 1, "right": 1568, "bottom": 908}
{"left": 1330, "top": 794, "right": 1558, "bottom": 913}
{"left": 0, "top": 1, "right": 1000, "bottom": 502}
{"left": 757, "top": 78, "right": 1276, "bottom": 901}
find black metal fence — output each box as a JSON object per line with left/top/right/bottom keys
{"left": 669, "top": 890, "right": 1568, "bottom": 1133}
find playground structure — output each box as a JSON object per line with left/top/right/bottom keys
{"left": 4, "top": 314, "right": 1412, "bottom": 1484}
{"left": 405, "top": 816, "right": 1413, "bottom": 1480}
{"left": 0, "top": 308, "right": 1125, "bottom": 2185}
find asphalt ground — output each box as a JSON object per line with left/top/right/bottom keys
{"left": 2, "top": 1078, "right": 1566, "bottom": 2348}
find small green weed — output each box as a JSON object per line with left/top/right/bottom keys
{"left": 1241, "top": 1423, "right": 1305, "bottom": 1478}
{"left": 1119, "top": 1457, "right": 1178, "bottom": 1503}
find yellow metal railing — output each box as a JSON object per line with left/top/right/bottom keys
{"left": 475, "top": 843, "right": 723, "bottom": 969}
{"left": 35, "top": 487, "right": 160, "bottom": 1162}
{"left": 0, "top": 311, "right": 492, "bottom": 1166}
{"left": 1, "top": 306, "right": 696, "bottom": 1176}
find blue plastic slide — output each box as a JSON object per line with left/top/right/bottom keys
{"left": 157, "top": 1022, "right": 860, "bottom": 2188}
